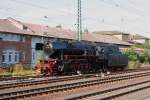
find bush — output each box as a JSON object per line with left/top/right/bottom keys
{"left": 134, "top": 44, "right": 150, "bottom": 49}
{"left": 123, "top": 48, "right": 138, "bottom": 61}
{"left": 138, "top": 50, "right": 150, "bottom": 63}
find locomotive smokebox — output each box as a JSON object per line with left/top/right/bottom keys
{"left": 44, "top": 42, "right": 54, "bottom": 54}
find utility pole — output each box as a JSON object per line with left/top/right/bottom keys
{"left": 77, "top": 0, "right": 82, "bottom": 41}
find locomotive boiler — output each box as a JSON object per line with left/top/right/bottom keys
{"left": 36, "top": 41, "right": 128, "bottom": 75}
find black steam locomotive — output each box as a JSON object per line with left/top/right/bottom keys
{"left": 37, "top": 41, "right": 128, "bottom": 75}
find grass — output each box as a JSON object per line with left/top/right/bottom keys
{"left": 0, "top": 64, "right": 39, "bottom": 77}
{"left": 128, "top": 61, "right": 150, "bottom": 69}
{"left": 0, "top": 62, "right": 150, "bottom": 77}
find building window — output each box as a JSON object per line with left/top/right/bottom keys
{"left": 20, "top": 36, "right": 25, "bottom": 42}
{"left": 8, "top": 52, "right": 12, "bottom": 62}
{"left": 0, "top": 37, "right": 2, "bottom": 41}
{"left": 2, "top": 54, "right": 6, "bottom": 63}
{"left": 15, "top": 53, "right": 18, "bottom": 62}
{"left": 2, "top": 50, "right": 19, "bottom": 64}
{"left": 32, "top": 51, "right": 35, "bottom": 60}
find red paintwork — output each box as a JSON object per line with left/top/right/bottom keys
{"left": 39, "top": 59, "right": 57, "bottom": 75}
{"left": 38, "top": 55, "right": 101, "bottom": 75}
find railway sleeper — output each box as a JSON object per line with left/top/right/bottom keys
{"left": 0, "top": 71, "right": 148, "bottom": 91}
{"left": 0, "top": 72, "right": 150, "bottom": 99}
{"left": 66, "top": 80, "right": 150, "bottom": 100}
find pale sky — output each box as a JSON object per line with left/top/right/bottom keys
{"left": 0, "top": 0, "right": 150, "bottom": 38}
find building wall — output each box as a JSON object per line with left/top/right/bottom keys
{"left": 133, "top": 39, "right": 146, "bottom": 44}
{"left": 0, "top": 32, "right": 57, "bottom": 67}
{"left": 122, "top": 34, "right": 130, "bottom": 42}
{"left": 113, "top": 34, "right": 131, "bottom": 42}
{"left": 113, "top": 35, "right": 122, "bottom": 40}
{"left": 145, "top": 39, "right": 149, "bottom": 44}
{"left": 0, "top": 33, "right": 32, "bottom": 67}
{"left": 31, "top": 36, "right": 43, "bottom": 67}
{"left": 31, "top": 36, "right": 57, "bottom": 67}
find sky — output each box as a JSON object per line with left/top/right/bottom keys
{"left": 0, "top": 0, "right": 150, "bottom": 38}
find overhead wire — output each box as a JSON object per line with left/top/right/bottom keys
{"left": 7, "top": 0, "right": 75, "bottom": 15}
{"left": 3, "top": 0, "right": 150, "bottom": 21}
{"left": 126, "top": 0, "right": 150, "bottom": 19}
{"left": 98, "top": 0, "right": 150, "bottom": 34}
{"left": 100, "top": 0, "right": 150, "bottom": 21}
{"left": 4, "top": 0, "right": 77, "bottom": 27}
{"left": 1, "top": 0, "right": 150, "bottom": 34}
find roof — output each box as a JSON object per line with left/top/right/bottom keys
{"left": 23, "top": 23, "right": 76, "bottom": 39}
{"left": 0, "top": 19, "right": 25, "bottom": 34}
{"left": 0, "top": 17, "right": 131, "bottom": 46}
{"left": 82, "top": 33, "right": 131, "bottom": 46}
{"left": 133, "top": 34, "right": 149, "bottom": 40}
{"left": 6, "top": 17, "right": 76, "bottom": 39}
{"left": 93, "top": 31, "right": 130, "bottom": 35}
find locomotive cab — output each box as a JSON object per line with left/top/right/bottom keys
{"left": 104, "top": 44, "right": 128, "bottom": 71}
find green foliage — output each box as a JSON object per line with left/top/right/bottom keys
{"left": 134, "top": 44, "right": 150, "bottom": 49}
{"left": 123, "top": 48, "right": 138, "bottom": 61}
{"left": 128, "top": 61, "right": 141, "bottom": 69}
{"left": 139, "top": 50, "right": 150, "bottom": 63}
{"left": 123, "top": 47, "right": 150, "bottom": 63}
{"left": 133, "top": 44, "right": 150, "bottom": 63}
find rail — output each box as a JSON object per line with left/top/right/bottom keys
{"left": 0, "top": 70, "right": 150, "bottom": 99}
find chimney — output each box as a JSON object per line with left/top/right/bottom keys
{"left": 56, "top": 25, "right": 62, "bottom": 29}
{"left": 84, "top": 28, "right": 89, "bottom": 34}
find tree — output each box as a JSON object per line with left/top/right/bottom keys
{"left": 139, "top": 50, "right": 150, "bottom": 63}
{"left": 123, "top": 48, "right": 138, "bottom": 61}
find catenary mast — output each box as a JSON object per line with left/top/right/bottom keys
{"left": 77, "top": 0, "right": 82, "bottom": 41}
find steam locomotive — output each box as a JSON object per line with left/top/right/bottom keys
{"left": 36, "top": 41, "right": 128, "bottom": 75}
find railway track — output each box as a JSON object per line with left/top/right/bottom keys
{"left": 0, "top": 74, "right": 94, "bottom": 90}
{"left": 0, "top": 76, "right": 33, "bottom": 81}
{"left": 0, "top": 68, "right": 149, "bottom": 81}
{"left": 0, "top": 70, "right": 150, "bottom": 100}
{"left": 0, "top": 68, "right": 150, "bottom": 90}
{"left": 67, "top": 77, "right": 150, "bottom": 100}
